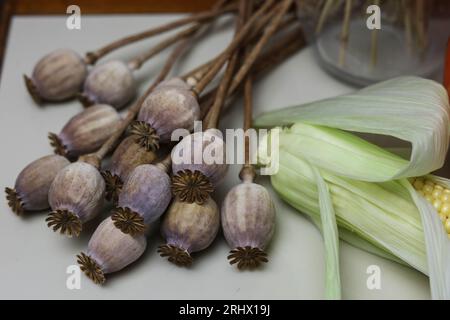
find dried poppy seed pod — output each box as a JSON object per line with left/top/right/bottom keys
{"left": 102, "top": 136, "right": 157, "bottom": 203}
{"left": 5, "top": 155, "right": 70, "bottom": 215}
{"left": 46, "top": 160, "right": 105, "bottom": 237}
{"left": 77, "top": 217, "right": 146, "bottom": 284}
{"left": 221, "top": 181, "right": 276, "bottom": 270}
{"left": 48, "top": 104, "right": 121, "bottom": 159}
{"left": 131, "top": 78, "right": 200, "bottom": 151}
{"left": 171, "top": 129, "right": 228, "bottom": 204}
{"left": 24, "top": 49, "right": 87, "bottom": 104}
{"left": 111, "top": 164, "right": 171, "bottom": 235}
{"left": 79, "top": 60, "right": 135, "bottom": 109}
{"left": 158, "top": 197, "right": 219, "bottom": 267}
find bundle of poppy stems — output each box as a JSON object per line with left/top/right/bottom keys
{"left": 5, "top": 0, "right": 306, "bottom": 284}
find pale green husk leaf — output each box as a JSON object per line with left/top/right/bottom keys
{"left": 255, "top": 77, "right": 450, "bottom": 299}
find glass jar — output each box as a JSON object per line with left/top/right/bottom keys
{"left": 296, "top": 0, "right": 450, "bottom": 86}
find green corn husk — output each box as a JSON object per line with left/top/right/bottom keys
{"left": 254, "top": 77, "right": 450, "bottom": 299}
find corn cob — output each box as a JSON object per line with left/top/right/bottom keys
{"left": 254, "top": 76, "right": 450, "bottom": 299}
{"left": 412, "top": 178, "right": 450, "bottom": 236}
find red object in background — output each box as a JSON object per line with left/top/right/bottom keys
{"left": 445, "top": 38, "right": 450, "bottom": 96}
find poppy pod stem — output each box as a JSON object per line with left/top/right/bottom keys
{"left": 192, "top": 0, "right": 275, "bottom": 96}
{"left": 184, "top": 6, "right": 296, "bottom": 84}
{"left": 238, "top": 45, "right": 256, "bottom": 184}
{"left": 204, "top": 39, "right": 239, "bottom": 130}
{"left": 77, "top": 93, "right": 93, "bottom": 108}
{"left": 198, "top": 24, "right": 305, "bottom": 120}
{"left": 241, "top": 80, "right": 255, "bottom": 174}
{"left": 181, "top": 56, "right": 217, "bottom": 87}
{"left": 203, "top": 0, "right": 294, "bottom": 127}
{"left": 126, "top": 23, "right": 203, "bottom": 71}
{"left": 84, "top": 4, "right": 235, "bottom": 64}
{"left": 241, "top": 0, "right": 255, "bottom": 178}
{"left": 156, "top": 154, "right": 172, "bottom": 173}
{"left": 191, "top": 0, "right": 276, "bottom": 98}
{"left": 181, "top": 7, "right": 288, "bottom": 89}
{"left": 78, "top": 154, "right": 101, "bottom": 169}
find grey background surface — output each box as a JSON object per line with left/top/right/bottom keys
{"left": 0, "top": 15, "right": 430, "bottom": 299}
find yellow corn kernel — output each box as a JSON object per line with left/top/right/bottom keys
{"left": 423, "top": 184, "right": 434, "bottom": 194}
{"left": 441, "top": 203, "right": 450, "bottom": 217}
{"left": 433, "top": 199, "right": 443, "bottom": 211}
{"left": 425, "top": 179, "right": 435, "bottom": 186}
{"left": 413, "top": 178, "right": 450, "bottom": 236}
{"left": 440, "top": 193, "right": 450, "bottom": 202}
{"left": 413, "top": 179, "right": 424, "bottom": 190}
{"left": 445, "top": 219, "right": 450, "bottom": 234}
{"left": 432, "top": 189, "right": 443, "bottom": 199}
